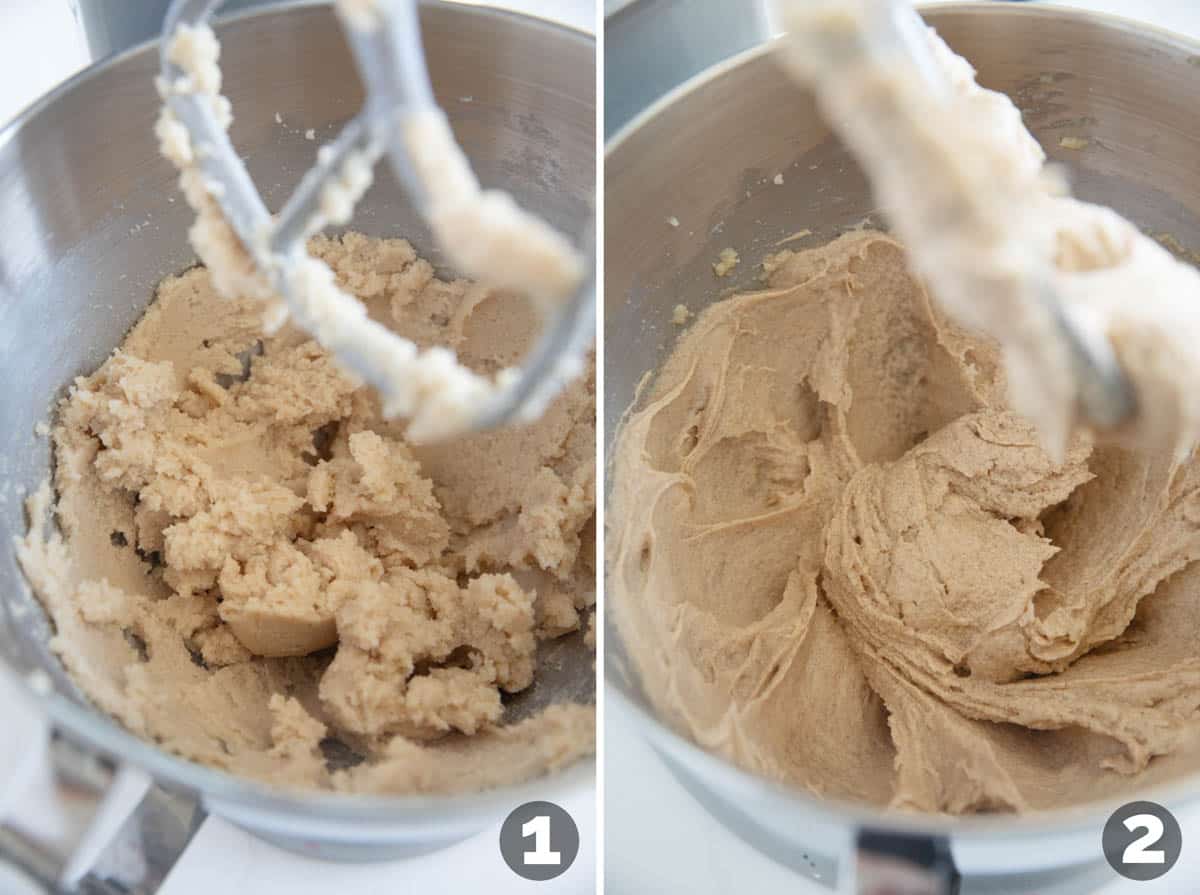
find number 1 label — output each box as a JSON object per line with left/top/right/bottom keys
{"left": 500, "top": 800, "right": 578, "bottom": 880}
{"left": 522, "top": 814, "right": 562, "bottom": 866}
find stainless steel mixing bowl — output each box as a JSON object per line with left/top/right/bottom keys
{"left": 606, "top": 4, "right": 1200, "bottom": 892}
{"left": 0, "top": 0, "right": 595, "bottom": 880}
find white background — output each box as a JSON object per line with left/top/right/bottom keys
{"left": 0, "top": 2, "right": 595, "bottom": 894}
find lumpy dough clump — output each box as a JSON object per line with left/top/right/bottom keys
{"left": 610, "top": 230, "right": 1200, "bottom": 814}
{"left": 19, "top": 232, "right": 594, "bottom": 794}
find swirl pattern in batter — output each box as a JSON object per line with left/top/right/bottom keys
{"left": 611, "top": 230, "right": 1200, "bottom": 813}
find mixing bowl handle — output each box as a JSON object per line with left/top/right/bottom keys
{"left": 849, "top": 830, "right": 960, "bottom": 895}
{"left": 0, "top": 672, "right": 203, "bottom": 894}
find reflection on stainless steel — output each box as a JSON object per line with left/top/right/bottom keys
{"left": 606, "top": 4, "right": 1200, "bottom": 892}
{"left": 0, "top": 734, "right": 203, "bottom": 894}
{"left": 77, "top": 783, "right": 205, "bottom": 894}
{"left": 855, "top": 831, "right": 959, "bottom": 895}
{"left": 69, "top": 0, "right": 274, "bottom": 60}
{"left": 604, "top": 0, "right": 772, "bottom": 136}
{"left": 0, "top": 0, "right": 594, "bottom": 870}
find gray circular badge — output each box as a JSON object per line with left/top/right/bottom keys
{"left": 1102, "top": 801, "right": 1182, "bottom": 881}
{"left": 499, "top": 800, "right": 580, "bottom": 881}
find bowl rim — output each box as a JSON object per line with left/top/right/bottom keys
{"left": 2, "top": 0, "right": 596, "bottom": 821}
{"left": 604, "top": 0, "right": 1200, "bottom": 839}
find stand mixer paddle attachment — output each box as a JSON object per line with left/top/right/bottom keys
{"left": 770, "top": 0, "right": 1139, "bottom": 455}
{"left": 156, "top": 0, "right": 594, "bottom": 442}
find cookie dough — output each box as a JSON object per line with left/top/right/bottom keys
{"left": 610, "top": 230, "right": 1200, "bottom": 813}
{"left": 19, "top": 232, "right": 594, "bottom": 794}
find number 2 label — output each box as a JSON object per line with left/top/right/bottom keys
{"left": 1123, "top": 814, "right": 1166, "bottom": 865}
{"left": 522, "top": 815, "right": 562, "bottom": 866}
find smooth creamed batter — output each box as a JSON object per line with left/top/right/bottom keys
{"left": 611, "top": 231, "right": 1200, "bottom": 813}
